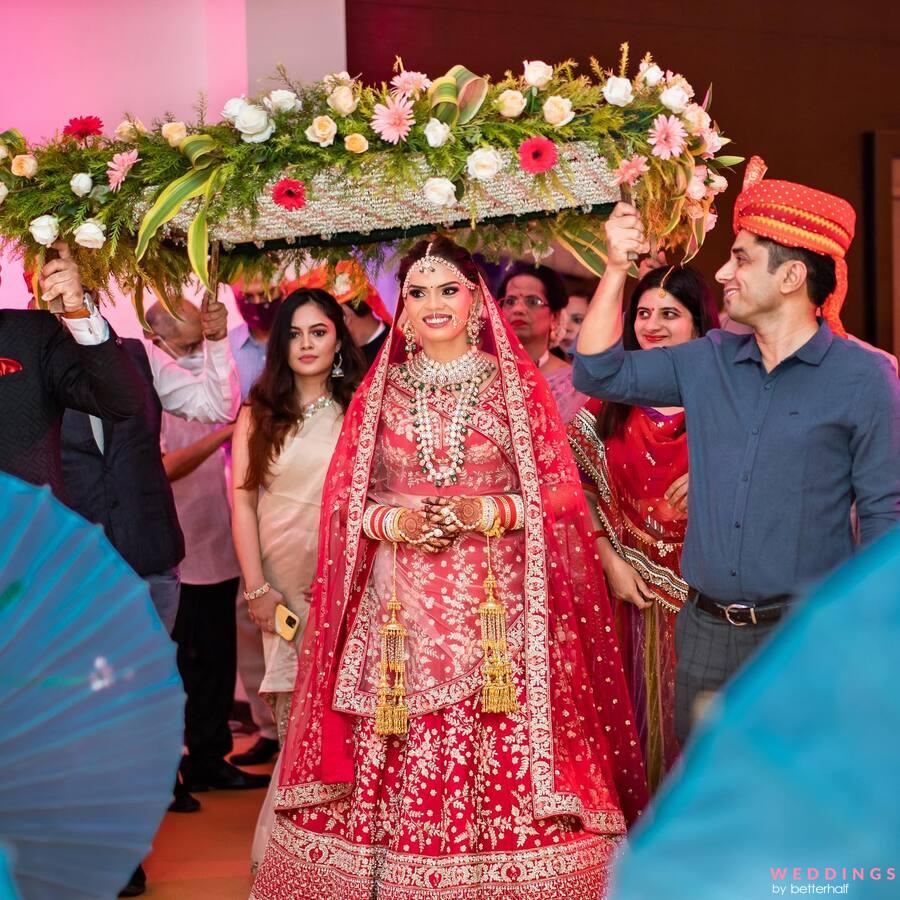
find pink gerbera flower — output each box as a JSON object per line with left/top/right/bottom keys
{"left": 648, "top": 114, "right": 687, "bottom": 161}
{"left": 63, "top": 115, "right": 103, "bottom": 141}
{"left": 272, "top": 178, "right": 306, "bottom": 211}
{"left": 518, "top": 136, "right": 558, "bottom": 174}
{"left": 613, "top": 154, "right": 650, "bottom": 186}
{"left": 107, "top": 149, "right": 140, "bottom": 192}
{"left": 390, "top": 70, "right": 431, "bottom": 98}
{"left": 370, "top": 95, "right": 415, "bottom": 144}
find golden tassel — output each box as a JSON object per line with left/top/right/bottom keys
{"left": 374, "top": 543, "right": 409, "bottom": 737}
{"left": 478, "top": 521, "right": 519, "bottom": 714}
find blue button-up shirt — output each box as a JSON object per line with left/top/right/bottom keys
{"left": 228, "top": 323, "right": 267, "bottom": 402}
{"left": 573, "top": 323, "right": 900, "bottom": 602}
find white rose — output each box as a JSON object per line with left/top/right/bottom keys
{"left": 640, "top": 63, "right": 664, "bottom": 87}
{"left": 496, "top": 89, "right": 526, "bottom": 118}
{"left": 603, "top": 76, "right": 634, "bottom": 108}
{"left": 682, "top": 103, "right": 711, "bottom": 135}
{"left": 466, "top": 147, "right": 503, "bottom": 181}
{"left": 323, "top": 71, "right": 351, "bottom": 91}
{"left": 542, "top": 95, "right": 575, "bottom": 128}
{"left": 74, "top": 218, "right": 107, "bottom": 249}
{"left": 660, "top": 85, "right": 691, "bottom": 114}
{"left": 264, "top": 89, "right": 300, "bottom": 113}
{"left": 523, "top": 60, "right": 553, "bottom": 89}
{"left": 423, "top": 177, "right": 457, "bottom": 207}
{"left": 29, "top": 214, "right": 60, "bottom": 247}
{"left": 707, "top": 172, "right": 728, "bottom": 194}
{"left": 221, "top": 96, "right": 248, "bottom": 122}
{"left": 0, "top": 144, "right": 8, "bottom": 160}
{"left": 686, "top": 172, "right": 708, "bottom": 202}
{"left": 0, "top": 183, "right": 8, "bottom": 206}
{"left": 70, "top": 172, "right": 93, "bottom": 197}
{"left": 305, "top": 115, "right": 338, "bottom": 148}
{"left": 423, "top": 117, "right": 451, "bottom": 148}
{"left": 161, "top": 121, "right": 188, "bottom": 147}
{"left": 234, "top": 105, "right": 275, "bottom": 143}
{"left": 326, "top": 85, "right": 358, "bottom": 117}
{"left": 333, "top": 272, "right": 352, "bottom": 295}
{"left": 114, "top": 119, "right": 147, "bottom": 141}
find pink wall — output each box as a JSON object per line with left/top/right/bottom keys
{"left": 0, "top": 0, "right": 250, "bottom": 334}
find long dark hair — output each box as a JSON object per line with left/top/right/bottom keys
{"left": 243, "top": 288, "right": 366, "bottom": 489}
{"left": 595, "top": 265, "right": 720, "bottom": 440}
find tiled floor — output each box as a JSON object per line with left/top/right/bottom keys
{"left": 142, "top": 734, "right": 274, "bottom": 899}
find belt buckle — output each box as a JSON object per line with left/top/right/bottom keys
{"left": 723, "top": 603, "right": 757, "bottom": 627}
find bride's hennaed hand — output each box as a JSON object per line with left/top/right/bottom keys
{"left": 422, "top": 496, "right": 481, "bottom": 533}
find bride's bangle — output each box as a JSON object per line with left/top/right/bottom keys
{"left": 478, "top": 497, "right": 499, "bottom": 533}
{"left": 244, "top": 582, "right": 271, "bottom": 601}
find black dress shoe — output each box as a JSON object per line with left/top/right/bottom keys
{"left": 118, "top": 864, "right": 146, "bottom": 897}
{"left": 168, "top": 791, "right": 201, "bottom": 813}
{"left": 230, "top": 736, "right": 280, "bottom": 767}
{"left": 181, "top": 758, "right": 271, "bottom": 792}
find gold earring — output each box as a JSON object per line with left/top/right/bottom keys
{"left": 403, "top": 322, "right": 417, "bottom": 357}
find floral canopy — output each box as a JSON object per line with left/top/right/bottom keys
{"left": 0, "top": 46, "right": 740, "bottom": 317}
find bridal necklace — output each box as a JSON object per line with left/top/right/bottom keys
{"left": 401, "top": 349, "right": 494, "bottom": 487}
{"left": 299, "top": 393, "right": 333, "bottom": 421}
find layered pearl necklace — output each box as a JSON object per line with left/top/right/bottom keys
{"left": 402, "top": 349, "right": 494, "bottom": 487}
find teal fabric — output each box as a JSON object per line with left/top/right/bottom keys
{"left": 611, "top": 528, "right": 900, "bottom": 899}
{"left": 0, "top": 474, "right": 185, "bottom": 899}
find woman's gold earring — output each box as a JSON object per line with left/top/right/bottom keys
{"left": 403, "top": 322, "right": 418, "bottom": 358}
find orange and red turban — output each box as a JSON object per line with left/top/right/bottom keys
{"left": 733, "top": 156, "right": 855, "bottom": 336}
{"left": 284, "top": 258, "right": 392, "bottom": 325}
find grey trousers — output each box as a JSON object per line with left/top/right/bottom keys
{"left": 674, "top": 599, "right": 780, "bottom": 743}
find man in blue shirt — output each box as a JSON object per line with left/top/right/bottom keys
{"left": 574, "top": 159, "right": 900, "bottom": 742}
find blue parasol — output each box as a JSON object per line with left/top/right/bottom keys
{"left": 0, "top": 473, "right": 184, "bottom": 899}
{"left": 610, "top": 529, "right": 900, "bottom": 899}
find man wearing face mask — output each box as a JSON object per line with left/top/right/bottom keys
{"left": 152, "top": 299, "right": 270, "bottom": 795}
{"left": 229, "top": 275, "right": 281, "bottom": 400}
{"left": 58, "top": 291, "right": 239, "bottom": 897}
{"left": 59, "top": 293, "right": 239, "bottom": 634}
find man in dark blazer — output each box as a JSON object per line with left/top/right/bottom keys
{"left": 0, "top": 243, "right": 143, "bottom": 495}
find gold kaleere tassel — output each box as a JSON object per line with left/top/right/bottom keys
{"left": 478, "top": 521, "right": 519, "bottom": 714}
{"left": 375, "top": 543, "right": 409, "bottom": 736}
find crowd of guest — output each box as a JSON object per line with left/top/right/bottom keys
{"left": 1, "top": 159, "right": 898, "bottom": 898}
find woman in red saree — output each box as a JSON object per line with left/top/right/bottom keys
{"left": 568, "top": 260, "right": 719, "bottom": 792}
{"left": 251, "top": 236, "right": 646, "bottom": 900}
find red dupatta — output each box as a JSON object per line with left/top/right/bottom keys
{"left": 275, "top": 276, "right": 648, "bottom": 829}
{"left": 570, "top": 400, "right": 689, "bottom": 611}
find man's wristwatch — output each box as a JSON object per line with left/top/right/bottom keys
{"left": 62, "top": 292, "right": 97, "bottom": 319}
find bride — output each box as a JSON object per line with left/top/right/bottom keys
{"left": 251, "top": 236, "right": 647, "bottom": 900}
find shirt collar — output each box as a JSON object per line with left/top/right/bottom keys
{"left": 733, "top": 320, "right": 834, "bottom": 367}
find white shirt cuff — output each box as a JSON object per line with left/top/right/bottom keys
{"left": 61, "top": 305, "right": 109, "bottom": 345}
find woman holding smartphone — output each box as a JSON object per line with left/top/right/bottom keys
{"left": 231, "top": 287, "right": 365, "bottom": 868}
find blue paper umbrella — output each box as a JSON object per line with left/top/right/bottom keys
{"left": 0, "top": 474, "right": 184, "bottom": 899}
{"left": 610, "top": 529, "right": 900, "bottom": 900}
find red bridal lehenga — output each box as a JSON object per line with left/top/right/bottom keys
{"left": 251, "top": 276, "right": 647, "bottom": 900}
{"left": 568, "top": 399, "right": 689, "bottom": 792}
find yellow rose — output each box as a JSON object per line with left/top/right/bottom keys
{"left": 114, "top": 119, "right": 147, "bottom": 141}
{"left": 161, "top": 122, "right": 188, "bottom": 147}
{"left": 11, "top": 154, "right": 38, "bottom": 178}
{"left": 304, "top": 115, "right": 338, "bottom": 148}
{"left": 344, "top": 133, "right": 369, "bottom": 154}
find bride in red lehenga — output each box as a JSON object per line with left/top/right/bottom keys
{"left": 251, "top": 236, "right": 647, "bottom": 900}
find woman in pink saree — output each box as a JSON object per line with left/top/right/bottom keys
{"left": 251, "top": 237, "right": 647, "bottom": 900}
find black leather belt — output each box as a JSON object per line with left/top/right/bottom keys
{"left": 689, "top": 590, "right": 792, "bottom": 627}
